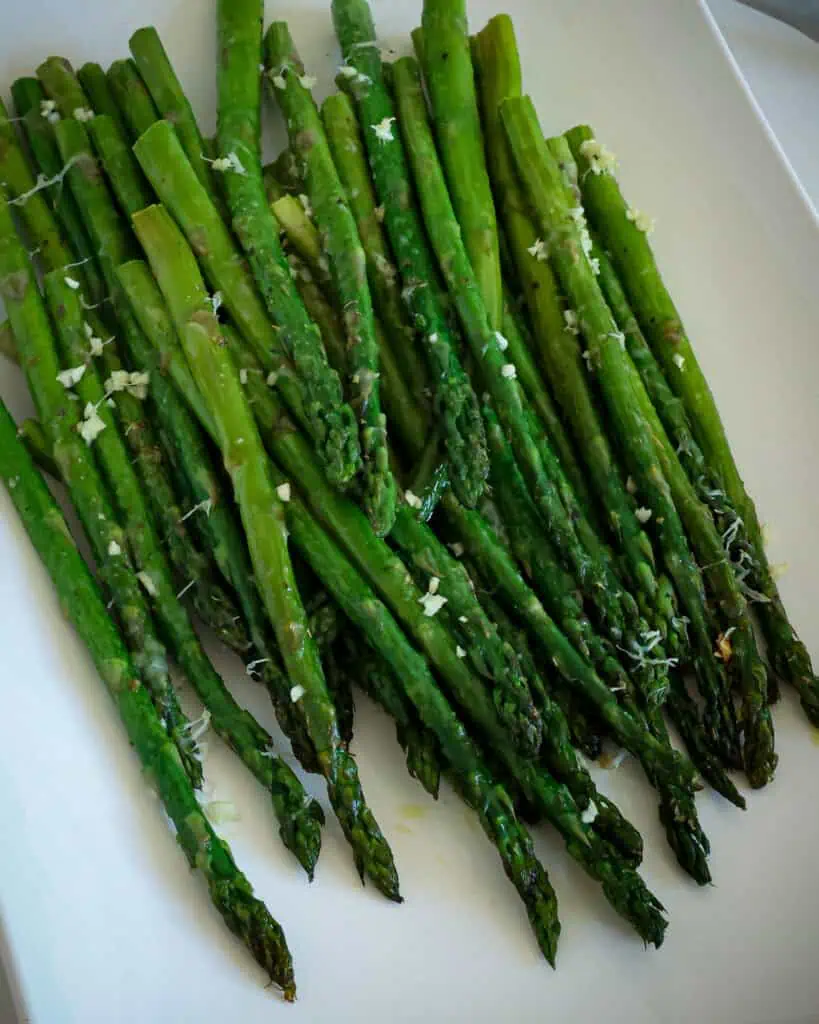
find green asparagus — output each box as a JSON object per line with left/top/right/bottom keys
{"left": 264, "top": 20, "right": 397, "bottom": 535}
{"left": 133, "top": 118, "right": 361, "bottom": 488}
{"left": 0, "top": 396, "right": 295, "bottom": 999}
{"left": 420, "top": 0, "right": 503, "bottom": 329}
{"left": 331, "top": 0, "right": 489, "bottom": 508}
{"left": 133, "top": 201, "right": 400, "bottom": 900}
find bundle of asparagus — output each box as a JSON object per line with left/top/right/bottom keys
{"left": 0, "top": 0, "right": 815, "bottom": 999}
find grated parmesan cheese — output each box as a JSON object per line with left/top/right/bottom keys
{"left": 578, "top": 138, "right": 617, "bottom": 175}
{"left": 57, "top": 364, "right": 86, "bottom": 389}
{"left": 626, "top": 206, "right": 655, "bottom": 234}
{"left": 635, "top": 507, "right": 652, "bottom": 524}
{"left": 371, "top": 117, "right": 396, "bottom": 143}
{"left": 404, "top": 489, "right": 423, "bottom": 510}
{"left": 107, "top": 540, "right": 121, "bottom": 556}
{"left": 419, "top": 592, "right": 448, "bottom": 617}
{"left": 299, "top": 74, "right": 318, "bottom": 89}
{"left": 494, "top": 331, "right": 509, "bottom": 352}
{"left": 276, "top": 482, "right": 292, "bottom": 503}
{"left": 456, "top": 646, "right": 466, "bottom": 658}
{"left": 73, "top": 107, "right": 95, "bottom": 123}
{"left": 290, "top": 684, "right": 306, "bottom": 702}
{"left": 500, "top": 363, "right": 517, "bottom": 379}
{"left": 527, "top": 237, "right": 548, "bottom": 262}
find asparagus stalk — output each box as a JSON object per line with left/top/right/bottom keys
{"left": 331, "top": 0, "right": 489, "bottom": 508}
{"left": 420, "top": 0, "right": 503, "bottom": 329}
{"left": 115, "top": 259, "right": 320, "bottom": 775}
{"left": 133, "top": 118, "right": 361, "bottom": 489}
{"left": 500, "top": 294, "right": 597, "bottom": 523}
{"left": 10, "top": 79, "right": 107, "bottom": 308}
{"left": 321, "top": 90, "right": 429, "bottom": 403}
{"left": 77, "top": 62, "right": 127, "bottom": 132}
{"left": 217, "top": 326, "right": 667, "bottom": 943}
{"left": 18, "top": 417, "right": 62, "bottom": 480}
{"left": 128, "top": 26, "right": 220, "bottom": 203}
{"left": 133, "top": 202, "right": 400, "bottom": 900}
{"left": 502, "top": 97, "right": 776, "bottom": 785}
{"left": 561, "top": 126, "right": 776, "bottom": 784}
{"left": 17, "top": 73, "right": 326, "bottom": 866}
{"left": 106, "top": 59, "right": 160, "bottom": 140}
{"left": 42, "top": 261, "right": 325, "bottom": 875}
{"left": 391, "top": 55, "right": 636, "bottom": 647}
{"left": 482, "top": 403, "right": 710, "bottom": 881}
{"left": 0, "top": 94, "right": 96, "bottom": 297}
{"left": 264, "top": 20, "right": 397, "bottom": 535}
{"left": 479, "top": 586, "right": 605, "bottom": 762}
{"left": 0, "top": 194, "right": 202, "bottom": 782}
{"left": 564, "top": 124, "right": 818, "bottom": 722}
{"left": 215, "top": 1, "right": 363, "bottom": 493}
{"left": 268, "top": 194, "right": 430, "bottom": 460}
{"left": 0, "top": 396, "right": 296, "bottom": 999}
{"left": 389, "top": 505, "right": 543, "bottom": 757}
{"left": 346, "top": 631, "right": 443, "bottom": 798}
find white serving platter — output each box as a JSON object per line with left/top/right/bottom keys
{"left": 1, "top": 1, "right": 819, "bottom": 1021}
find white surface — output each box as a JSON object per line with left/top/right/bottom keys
{"left": 1, "top": 1, "right": 819, "bottom": 1022}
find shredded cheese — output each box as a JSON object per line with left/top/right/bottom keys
{"left": 527, "top": 237, "right": 548, "bottom": 262}
{"left": 404, "top": 489, "right": 423, "bottom": 510}
{"left": 371, "top": 117, "right": 396, "bottom": 142}
{"left": 57, "top": 364, "right": 86, "bottom": 389}
{"left": 626, "top": 206, "right": 655, "bottom": 234}
{"left": 418, "top": 592, "right": 447, "bottom": 617}
{"left": 578, "top": 138, "right": 617, "bottom": 175}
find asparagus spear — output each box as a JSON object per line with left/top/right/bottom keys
{"left": 420, "top": 0, "right": 502, "bottom": 330}
{"left": 10, "top": 79, "right": 106, "bottom": 308}
{"left": 128, "top": 26, "right": 220, "bottom": 203}
{"left": 555, "top": 129, "right": 775, "bottom": 784}
{"left": 25, "top": 63, "right": 321, "bottom": 781}
{"left": 18, "top": 74, "right": 327, "bottom": 865}
{"left": 331, "top": 0, "right": 489, "bottom": 508}
{"left": 391, "top": 55, "right": 636, "bottom": 647}
{"left": 268, "top": 193, "right": 430, "bottom": 460}
{"left": 0, "top": 95, "right": 96, "bottom": 297}
{"left": 215, "top": 2, "right": 363, "bottom": 493}
{"left": 564, "top": 124, "right": 818, "bottom": 723}
{"left": 482, "top": 403, "right": 710, "bottom": 881}
{"left": 389, "top": 505, "right": 543, "bottom": 757}
{"left": 115, "top": 260, "right": 321, "bottom": 776}
{"left": 133, "top": 118, "right": 361, "bottom": 489}
{"left": 77, "top": 62, "right": 128, "bottom": 133}
{"left": 345, "top": 630, "right": 443, "bottom": 798}
{"left": 479, "top": 585, "right": 605, "bottom": 762}
{"left": 41, "top": 260, "right": 325, "bottom": 874}
{"left": 0, "top": 396, "right": 296, "bottom": 999}
{"left": 264, "top": 20, "right": 397, "bottom": 535}
{"left": 0, "top": 193, "right": 203, "bottom": 781}
{"left": 321, "top": 90, "right": 429, "bottom": 403}
{"left": 17, "top": 417, "right": 62, "bottom": 480}
{"left": 502, "top": 97, "right": 775, "bottom": 785}
{"left": 133, "top": 202, "right": 400, "bottom": 900}
{"left": 500, "top": 294, "right": 598, "bottom": 524}
{"left": 107, "top": 59, "right": 160, "bottom": 140}
{"left": 208, "top": 323, "right": 665, "bottom": 943}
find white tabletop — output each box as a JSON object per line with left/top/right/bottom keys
{"left": 1, "top": 2, "right": 818, "bottom": 1021}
